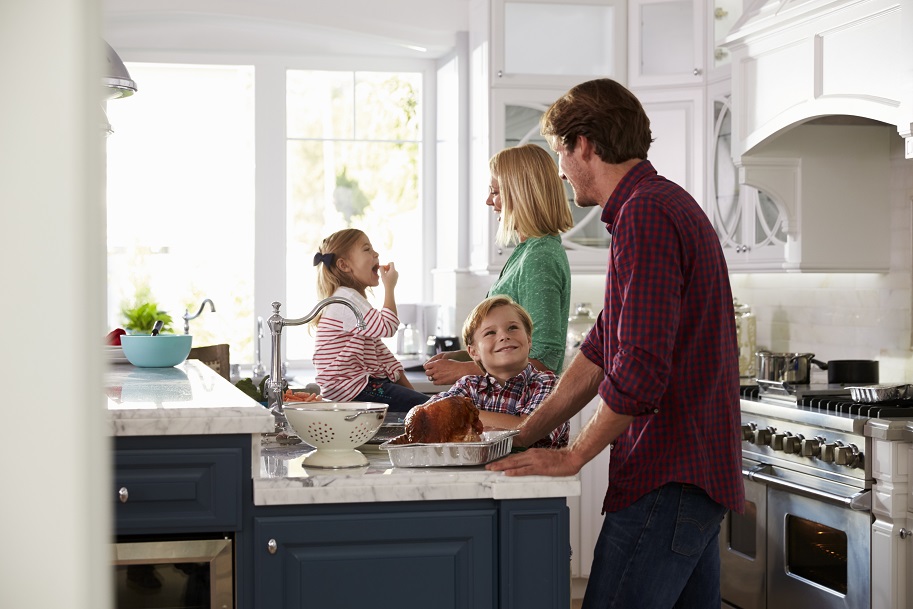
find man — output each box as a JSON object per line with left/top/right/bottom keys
{"left": 486, "top": 78, "right": 745, "bottom": 608}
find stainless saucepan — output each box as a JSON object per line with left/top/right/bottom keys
{"left": 755, "top": 351, "right": 824, "bottom": 385}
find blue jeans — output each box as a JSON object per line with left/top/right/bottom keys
{"left": 582, "top": 482, "right": 727, "bottom": 609}
{"left": 351, "top": 377, "right": 429, "bottom": 413}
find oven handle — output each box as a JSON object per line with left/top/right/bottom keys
{"left": 743, "top": 465, "right": 871, "bottom": 511}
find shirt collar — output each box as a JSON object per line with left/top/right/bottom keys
{"left": 600, "top": 160, "right": 657, "bottom": 234}
{"left": 481, "top": 362, "right": 537, "bottom": 390}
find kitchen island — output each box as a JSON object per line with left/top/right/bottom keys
{"left": 108, "top": 360, "right": 580, "bottom": 609}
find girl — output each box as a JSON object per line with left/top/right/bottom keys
{"left": 311, "top": 228, "right": 428, "bottom": 413}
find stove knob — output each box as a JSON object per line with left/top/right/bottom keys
{"left": 752, "top": 428, "right": 771, "bottom": 446}
{"left": 820, "top": 443, "right": 837, "bottom": 463}
{"left": 771, "top": 433, "right": 787, "bottom": 451}
{"left": 741, "top": 424, "right": 754, "bottom": 442}
{"left": 801, "top": 438, "right": 821, "bottom": 458}
{"left": 835, "top": 445, "right": 862, "bottom": 468}
{"left": 783, "top": 435, "right": 801, "bottom": 454}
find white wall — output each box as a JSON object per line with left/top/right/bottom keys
{"left": 0, "top": 1, "right": 111, "bottom": 608}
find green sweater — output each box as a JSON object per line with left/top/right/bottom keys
{"left": 488, "top": 234, "right": 571, "bottom": 374}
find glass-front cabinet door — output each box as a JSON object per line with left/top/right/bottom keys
{"left": 709, "top": 89, "right": 787, "bottom": 269}
{"left": 629, "top": 0, "right": 704, "bottom": 87}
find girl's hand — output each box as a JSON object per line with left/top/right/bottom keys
{"left": 379, "top": 262, "right": 399, "bottom": 290}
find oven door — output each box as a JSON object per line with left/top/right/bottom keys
{"left": 720, "top": 463, "right": 767, "bottom": 609}
{"left": 765, "top": 474, "right": 871, "bottom": 609}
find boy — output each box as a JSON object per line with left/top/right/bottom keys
{"left": 428, "top": 296, "right": 569, "bottom": 448}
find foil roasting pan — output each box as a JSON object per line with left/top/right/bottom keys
{"left": 381, "top": 430, "right": 519, "bottom": 467}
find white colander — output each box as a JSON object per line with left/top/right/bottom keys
{"left": 284, "top": 402, "right": 388, "bottom": 468}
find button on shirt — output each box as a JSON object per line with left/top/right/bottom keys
{"left": 579, "top": 160, "right": 745, "bottom": 514}
{"left": 431, "top": 363, "right": 568, "bottom": 448}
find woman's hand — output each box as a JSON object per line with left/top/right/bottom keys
{"left": 423, "top": 357, "right": 482, "bottom": 385}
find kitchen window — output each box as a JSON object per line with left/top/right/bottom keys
{"left": 106, "top": 61, "right": 427, "bottom": 366}
{"left": 284, "top": 69, "right": 423, "bottom": 360}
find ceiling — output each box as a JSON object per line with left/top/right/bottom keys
{"left": 104, "top": 0, "right": 472, "bottom": 59}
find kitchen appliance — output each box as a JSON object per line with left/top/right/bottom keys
{"left": 721, "top": 383, "right": 913, "bottom": 609}
{"left": 426, "top": 335, "right": 460, "bottom": 356}
{"left": 112, "top": 537, "right": 232, "bottom": 609}
{"left": 565, "top": 302, "right": 597, "bottom": 372}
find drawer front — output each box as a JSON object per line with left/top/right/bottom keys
{"left": 114, "top": 447, "right": 242, "bottom": 535}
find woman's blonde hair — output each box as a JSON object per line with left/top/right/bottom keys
{"left": 310, "top": 228, "right": 367, "bottom": 325}
{"left": 462, "top": 295, "right": 533, "bottom": 349}
{"left": 490, "top": 144, "right": 574, "bottom": 246}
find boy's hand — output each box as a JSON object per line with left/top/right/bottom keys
{"left": 379, "top": 262, "right": 398, "bottom": 289}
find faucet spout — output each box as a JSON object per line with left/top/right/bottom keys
{"left": 265, "top": 298, "right": 365, "bottom": 434}
{"left": 183, "top": 298, "right": 216, "bottom": 334}
{"left": 251, "top": 316, "right": 266, "bottom": 378}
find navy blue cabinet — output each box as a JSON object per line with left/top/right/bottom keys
{"left": 248, "top": 498, "right": 569, "bottom": 609}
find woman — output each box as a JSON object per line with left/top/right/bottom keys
{"left": 424, "top": 144, "right": 574, "bottom": 384}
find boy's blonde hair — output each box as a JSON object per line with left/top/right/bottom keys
{"left": 490, "top": 144, "right": 574, "bottom": 247}
{"left": 310, "top": 228, "right": 367, "bottom": 325}
{"left": 462, "top": 295, "right": 534, "bottom": 355}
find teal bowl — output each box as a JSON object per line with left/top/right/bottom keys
{"left": 120, "top": 334, "right": 193, "bottom": 368}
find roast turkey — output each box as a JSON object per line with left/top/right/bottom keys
{"left": 393, "top": 396, "right": 483, "bottom": 444}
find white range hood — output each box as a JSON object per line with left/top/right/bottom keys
{"left": 723, "top": 0, "right": 913, "bottom": 160}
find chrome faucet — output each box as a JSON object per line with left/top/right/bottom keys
{"left": 251, "top": 316, "right": 266, "bottom": 379}
{"left": 183, "top": 298, "right": 215, "bottom": 334}
{"left": 265, "top": 298, "right": 366, "bottom": 433}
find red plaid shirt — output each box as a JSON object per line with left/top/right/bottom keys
{"left": 580, "top": 160, "right": 745, "bottom": 514}
{"left": 430, "top": 363, "right": 568, "bottom": 448}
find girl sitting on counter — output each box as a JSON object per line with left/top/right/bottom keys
{"left": 310, "top": 228, "right": 428, "bottom": 413}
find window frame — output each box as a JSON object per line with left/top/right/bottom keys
{"left": 112, "top": 49, "right": 439, "bottom": 366}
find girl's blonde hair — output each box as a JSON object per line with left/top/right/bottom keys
{"left": 490, "top": 144, "right": 574, "bottom": 247}
{"left": 310, "top": 228, "right": 367, "bottom": 325}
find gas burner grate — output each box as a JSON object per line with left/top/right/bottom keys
{"left": 801, "top": 395, "right": 913, "bottom": 418}
{"left": 740, "top": 385, "right": 760, "bottom": 400}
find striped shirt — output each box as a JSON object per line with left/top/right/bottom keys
{"left": 313, "top": 286, "right": 405, "bottom": 402}
{"left": 580, "top": 160, "right": 745, "bottom": 514}
{"left": 429, "top": 363, "right": 568, "bottom": 448}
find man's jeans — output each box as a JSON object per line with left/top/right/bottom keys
{"left": 582, "top": 482, "right": 727, "bottom": 609}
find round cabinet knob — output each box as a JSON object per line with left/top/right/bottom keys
{"left": 693, "top": 68, "right": 702, "bottom": 76}
{"left": 118, "top": 487, "right": 129, "bottom": 503}
{"left": 820, "top": 443, "right": 838, "bottom": 463}
{"left": 267, "top": 539, "right": 278, "bottom": 554}
{"left": 801, "top": 438, "right": 821, "bottom": 458}
{"left": 783, "top": 435, "right": 801, "bottom": 454}
{"left": 771, "top": 433, "right": 787, "bottom": 451}
{"left": 752, "top": 428, "right": 771, "bottom": 446}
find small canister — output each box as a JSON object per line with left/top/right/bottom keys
{"left": 734, "top": 298, "right": 756, "bottom": 378}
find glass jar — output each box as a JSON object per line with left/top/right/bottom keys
{"left": 565, "top": 303, "right": 597, "bottom": 372}
{"left": 733, "top": 298, "right": 756, "bottom": 378}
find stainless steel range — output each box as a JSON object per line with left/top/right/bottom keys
{"left": 721, "top": 382, "right": 913, "bottom": 609}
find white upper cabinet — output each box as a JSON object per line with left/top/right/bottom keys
{"left": 708, "top": 0, "right": 744, "bottom": 81}
{"left": 487, "top": 0, "right": 627, "bottom": 88}
{"left": 628, "top": 0, "right": 706, "bottom": 87}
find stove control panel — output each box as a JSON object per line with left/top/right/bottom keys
{"left": 740, "top": 418, "right": 868, "bottom": 484}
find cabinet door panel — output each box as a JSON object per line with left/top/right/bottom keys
{"left": 254, "top": 510, "right": 496, "bottom": 609}
{"left": 114, "top": 447, "right": 243, "bottom": 534}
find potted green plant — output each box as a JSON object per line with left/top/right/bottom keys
{"left": 121, "top": 301, "right": 175, "bottom": 335}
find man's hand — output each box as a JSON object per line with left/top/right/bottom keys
{"left": 485, "top": 447, "right": 582, "bottom": 477}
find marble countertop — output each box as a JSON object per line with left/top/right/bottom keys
{"left": 106, "top": 360, "right": 274, "bottom": 436}
{"left": 106, "top": 359, "right": 579, "bottom": 506}
{"left": 254, "top": 439, "right": 581, "bottom": 506}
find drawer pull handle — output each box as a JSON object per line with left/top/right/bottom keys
{"left": 267, "top": 539, "right": 278, "bottom": 554}
{"left": 118, "top": 487, "right": 129, "bottom": 503}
